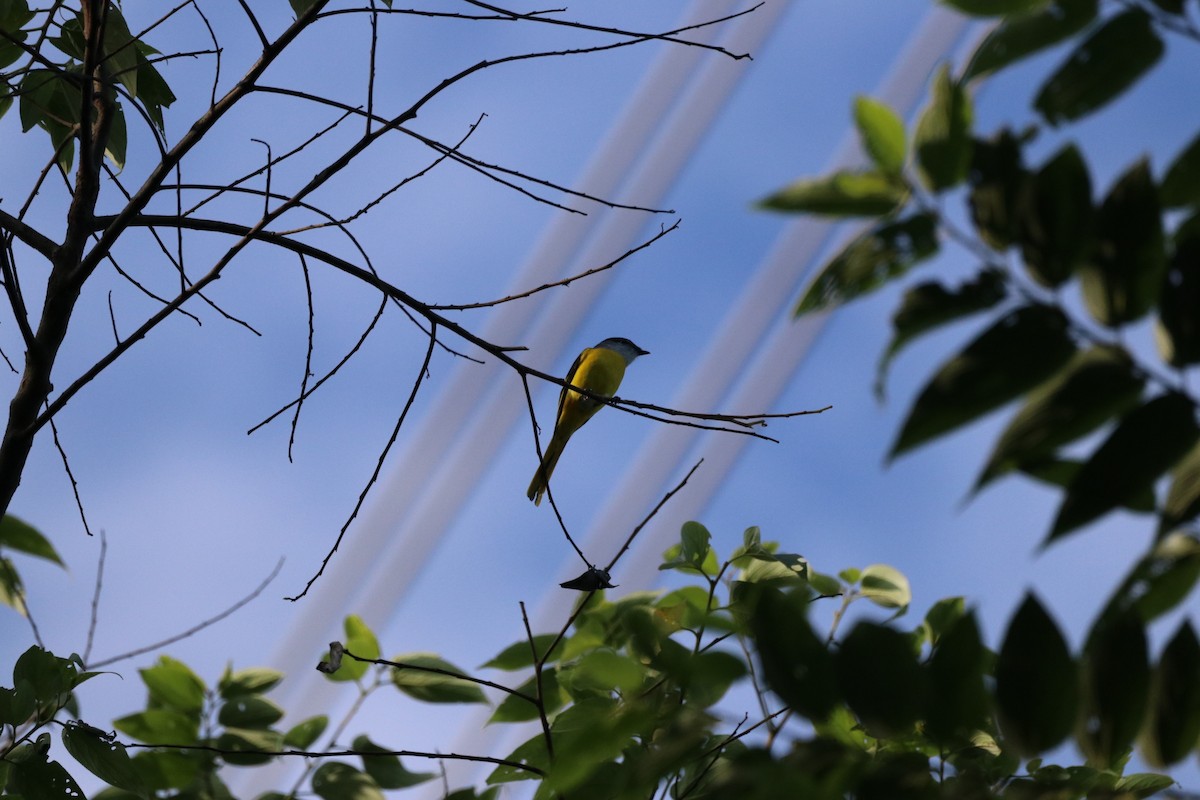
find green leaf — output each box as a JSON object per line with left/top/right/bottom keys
{"left": 1016, "top": 143, "right": 1095, "bottom": 288}
{"left": 1123, "top": 533, "right": 1200, "bottom": 622}
{"left": 1162, "top": 132, "right": 1200, "bottom": 208}
{"left": 963, "top": 0, "right": 1098, "bottom": 80}
{"left": 889, "top": 304, "right": 1076, "bottom": 460}
{"left": 923, "top": 596, "right": 967, "bottom": 645}
{"left": 390, "top": 653, "right": 488, "bottom": 704}
{"left": 758, "top": 169, "right": 907, "bottom": 216}
{"left": 876, "top": 268, "right": 1006, "bottom": 399}
{"left": 925, "top": 612, "right": 989, "bottom": 743}
{"left": 62, "top": 724, "right": 149, "bottom": 798}
{"left": 564, "top": 649, "right": 646, "bottom": 695}
{"left": 1048, "top": 392, "right": 1200, "bottom": 544}
{"left": 480, "top": 634, "right": 561, "bottom": 671}
{"left": 218, "top": 666, "right": 283, "bottom": 698}
{"left": 329, "top": 615, "right": 380, "bottom": 682}
{"left": 1078, "top": 608, "right": 1149, "bottom": 768}
{"left": 914, "top": 65, "right": 972, "bottom": 191}
{"left": 0, "top": 515, "right": 64, "bottom": 566}
{"left": 6, "top": 753, "right": 86, "bottom": 800}
{"left": 128, "top": 749, "right": 204, "bottom": 792}
{"left": 113, "top": 708, "right": 199, "bottom": 744}
{"left": 836, "top": 621, "right": 925, "bottom": 738}
{"left": 859, "top": 564, "right": 911, "bottom": 610}
{"left": 1156, "top": 214, "right": 1200, "bottom": 367}
{"left": 217, "top": 695, "right": 284, "bottom": 728}
{"left": 795, "top": 212, "right": 939, "bottom": 316}
{"left": 14, "top": 646, "right": 75, "bottom": 708}
{"left": 1035, "top": 9, "right": 1164, "bottom": 124}
{"left": 131, "top": 46, "right": 176, "bottom": 132}
{"left": 941, "top": 0, "right": 1051, "bottom": 15}
{"left": 681, "top": 520, "right": 711, "bottom": 566}
{"left": 1079, "top": 159, "right": 1166, "bottom": 327}
{"left": 749, "top": 587, "right": 838, "bottom": 720}
{"left": 289, "top": 0, "right": 322, "bottom": 16}
{"left": 995, "top": 594, "right": 1077, "bottom": 756}
{"left": 968, "top": 129, "right": 1027, "bottom": 249}
{"left": 1141, "top": 621, "right": 1200, "bottom": 768}
{"left": 216, "top": 727, "right": 283, "bottom": 766}
{"left": 312, "top": 762, "right": 384, "bottom": 800}
{"left": 1163, "top": 438, "right": 1200, "bottom": 533}
{"left": 350, "top": 734, "right": 434, "bottom": 789}
{"left": 854, "top": 96, "right": 906, "bottom": 175}
{"left": 282, "top": 714, "right": 327, "bottom": 749}
{"left": 973, "top": 346, "right": 1144, "bottom": 492}
{"left": 0, "top": 555, "right": 26, "bottom": 613}
{"left": 1115, "top": 774, "right": 1177, "bottom": 798}
{"left": 140, "top": 655, "right": 206, "bottom": 713}
{"left": 489, "top": 669, "right": 562, "bottom": 723}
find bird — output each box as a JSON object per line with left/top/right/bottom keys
{"left": 527, "top": 337, "right": 649, "bottom": 505}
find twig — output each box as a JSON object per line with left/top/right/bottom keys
{"left": 83, "top": 529, "right": 108, "bottom": 664}
{"left": 604, "top": 459, "right": 703, "bottom": 572}
{"left": 47, "top": 412, "right": 92, "bottom": 537}
{"left": 87, "top": 558, "right": 285, "bottom": 669}
{"left": 286, "top": 325, "right": 438, "bottom": 601}
{"left": 521, "top": 601, "right": 555, "bottom": 760}
{"left": 288, "top": 254, "right": 317, "bottom": 462}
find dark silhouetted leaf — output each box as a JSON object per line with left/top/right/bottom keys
{"left": 1017, "top": 143, "right": 1095, "bottom": 288}
{"left": 914, "top": 65, "right": 972, "bottom": 190}
{"left": 995, "top": 594, "right": 1077, "bottom": 756}
{"left": 854, "top": 96, "right": 906, "bottom": 175}
{"left": 1141, "top": 621, "right": 1200, "bottom": 767}
{"left": 969, "top": 129, "right": 1027, "bottom": 249}
{"left": 836, "top": 622, "right": 925, "bottom": 738}
{"left": 795, "top": 213, "right": 938, "bottom": 316}
{"left": 1156, "top": 214, "right": 1200, "bottom": 367}
{"left": 1079, "top": 159, "right": 1166, "bottom": 327}
{"left": 759, "top": 169, "right": 907, "bottom": 216}
{"left": 750, "top": 587, "right": 837, "bottom": 720}
{"left": 1047, "top": 392, "right": 1199, "bottom": 544}
{"left": 876, "top": 269, "right": 1006, "bottom": 399}
{"left": 925, "top": 612, "right": 990, "bottom": 743}
{"left": 1022, "top": 458, "right": 1156, "bottom": 513}
{"left": 974, "top": 346, "right": 1143, "bottom": 492}
{"left": 351, "top": 734, "right": 435, "bottom": 789}
{"left": 890, "top": 304, "right": 1076, "bottom": 460}
{"left": 1035, "top": 9, "right": 1164, "bottom": 124}
{"left": 1078, "top": 608, "right": 1149, "bottom": 768}
{"left": 942, "top": 0, "right": 1053, "bottom": 15}
{"left": 1162, "top": 132, "right": 1200, "bottom": 208}
{"left": 62, "top": 724, "right": 148, "bottom": 798}
{"left": 963, "top": 0, "right": 1098, "bottom": 80}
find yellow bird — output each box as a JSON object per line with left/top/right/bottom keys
{"left": 527, "top": 337, "right": 649, "bottom": 505}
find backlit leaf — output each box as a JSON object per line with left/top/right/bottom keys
{"left": 890, "top": 304, "right": 1076, "bottom": 460}
{"left": 481, "top": 634, "right": 561, "bottom": 671}
{"left": 0, "top": 515, "right": 64, "bottom": 566}
{"left": 854, "top": 96, "right": 906, "bottom": 175}
{"left": 140, "top": 655, "right": 206, "bottom": 713}
{"left": 312, "top": 762, "right": 384, "bottom": 800}
{"left": 859, "top": 564, "right": 911, "bottom": 610}
{"left": 351, "top": 734, "right": 434, "bottom": 789}
{"left": 390, "top": 653, "right": 487, "bottom": 704}
{"left": 759, "top": 169, "right": 907, "bottom": 216}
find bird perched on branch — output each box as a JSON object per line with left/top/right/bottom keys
{"left": 527, "top": 337, "right": 649, "bottom": 506}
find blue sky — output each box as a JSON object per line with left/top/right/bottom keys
{"left": 2, "top": 0, "right": 1198, "bottom": 794}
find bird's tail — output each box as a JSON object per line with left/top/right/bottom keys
{"left": 527, "top": 433, "right": 568, "bottom": 506}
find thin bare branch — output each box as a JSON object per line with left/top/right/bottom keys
{"left": 286, "top": 325, "right": 438, "bottom": 601}
{"left": 86, "top": 557, "right": 285, "bottom": 669}
{"left": 83, "top": 529, "right": 108, "bottom": 664}
{"left": 604, "top": 458, "right": 703, "bottom": 572}
{"left": 288, "top": 254, "right": 316, "bottom": 462}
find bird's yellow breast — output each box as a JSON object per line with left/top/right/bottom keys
{"left": 556, "top": 346, "right": 628, "bottom": 432}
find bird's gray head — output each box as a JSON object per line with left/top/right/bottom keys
{"left": 597, "top": 337, "right": 650, "bottom": 365}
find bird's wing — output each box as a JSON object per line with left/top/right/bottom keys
{"left": 555, "top": 348, "right": 588, "bottom": 425}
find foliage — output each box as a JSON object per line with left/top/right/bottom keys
{"left": 767, "top": 1, "right": 1200, "bottom": 549}
{"left": 5, "top": 521, "right": 1192, "bottom": 799}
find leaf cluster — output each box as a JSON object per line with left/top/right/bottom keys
{"left": 764, "top": 0, "right": 1200, "bottom": 548}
